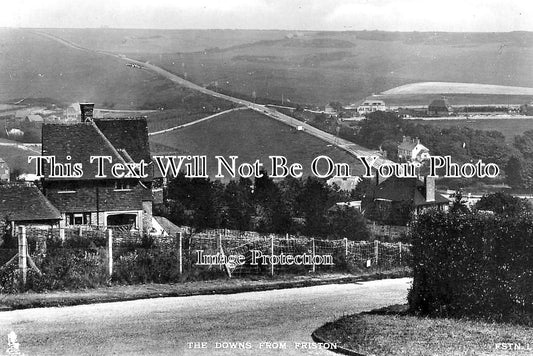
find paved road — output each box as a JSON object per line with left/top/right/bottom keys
{"left": 0, "top": 278, "right": 410, "bottom": 355}
{"left": 33, "top": 30, "right": 391, "bottom": 169}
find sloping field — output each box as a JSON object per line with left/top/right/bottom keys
{"left": 0, "top": 29, "right": 232, "bottom": 111}
{"left": 382, "top": 82, "right": 533, "bottom": 95}
{"left": 0, "top": 143, "right": 37, "bottom": 175}
{"left": 149, "top": 109, "right": 366, "bottom": 180}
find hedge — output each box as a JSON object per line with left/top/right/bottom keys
{"left": 408, "top": 210, "right": 533, "bottom": 325}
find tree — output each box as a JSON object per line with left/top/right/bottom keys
{"left": 474, "top": 192, "right": 530, "bottom": 216}
{"left": 327, "top": 207, "right": 369, "bottom": 240}
{"left": 449, "top": 191, "right": 470, "bottom": 215}
{"left": 504, "top": 156, "right": 525, "bottom": 188}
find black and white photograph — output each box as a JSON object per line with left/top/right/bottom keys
{"left": 1, "top": 1, "right": 533, "bottom": 355}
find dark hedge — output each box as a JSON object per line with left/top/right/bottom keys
{"left": 408, "top": 210, "right": 533, "bottom": 325}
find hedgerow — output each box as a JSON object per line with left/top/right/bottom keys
{"left": 408, "top": 210, "right": 533, "bottom": 325}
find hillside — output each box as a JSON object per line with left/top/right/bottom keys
{"left": 149, "top": 109, "right": 366, "bottom": 180}
{"left": 130, "top": 30, "right": 533, "bottom": 106}
{"left": 0, "top": 29, "right": 232, "bottom": 111}
{"left": 14, "top": 28, "right": 533, "bottom": 108}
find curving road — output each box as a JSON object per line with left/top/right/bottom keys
{"left": 32, "top": 30, "right": 390, "bottom": 169}
{"left": 0, "top": 278, "right": 410, "bottom": 355}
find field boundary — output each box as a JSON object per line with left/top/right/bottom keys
{"left": 148, "top": 107, "right": 246, "bottom": 136}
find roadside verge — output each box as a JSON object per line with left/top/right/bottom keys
{"left": 0, "top": 269, "right": 409, "bottom": 311}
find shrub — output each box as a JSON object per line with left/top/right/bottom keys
{"left": 27, "top": 248, "right": 108, "bottom": 291}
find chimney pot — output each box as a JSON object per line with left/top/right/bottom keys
{"left": 80, "top": 103, "right": 95, "bottom": 122}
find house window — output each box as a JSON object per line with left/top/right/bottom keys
{"left": 114, "top": 180, "right": 134, "bottom": 191}
{"left": 58, "top": 182, "right": 77, "bottom": 193}
{"left": 66, "top": 212, "right": 91, "bottom": 226}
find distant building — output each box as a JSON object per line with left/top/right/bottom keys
{"left": 7, "top": 128, "right": 23, "bottom": 138}
{"left": 64, "top": 103, "right": 81, "bottom": 122}
{"left": 357, "top": 100, "right": 386, "bottom": 115}
{"left": 25, "top": 114, "right": 44, "bottom": 123}
{"left": 397, "top": 136, "right": 430, "bottom": 162}
{"left": 324, "top": 103, "right": 337, "bottom": 115}
{"left": 428, "top": 98, "right": 451, "bottom": 116}
{"left": 327, "top": 176, "right": 361, "bottom": 191}
{"left": 0, "top": 158, "right": 9, "bottom": 182}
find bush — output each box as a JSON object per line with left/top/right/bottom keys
{"left": 27, "top": 248, "right": 108, "bottom": 292}
{"left": 113, "top": 248, "right": 181, "bottom": 284}
{"left": 408, "top": 210, "right": 533, "bottom": 325}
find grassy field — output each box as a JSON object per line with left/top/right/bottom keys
{"left": 132, "top": 31, "right": 533, "bottom": 106}
{"left": 10, "top": 29, "right": 533, "bottom": 109}
{"left": 149, "top": 109, "right": 365, "bottom": 180}
{"left": 412, "top": 118, "right": 533, "bottom": 142}
{"left": 0, "top": 142, "right": 37, "bottom": 175}
{"left": 316, "top": 312, "right": 533, "bottom": 356}
{"left": 32, "top": 29, "right": 533, "bottom": 107}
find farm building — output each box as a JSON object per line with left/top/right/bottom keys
{"left": 427, "top": 98, "right": 451, "bottom": 116}
{"left": 0, "top": 158, "right": 9, "bottom": 182}
{"left": 41, "top": 104, "right": 154, "bottom": 232}
{"left": 397, "top": 136, "right": 430, "bottom": 162}
{"left": 357, "top": 100, "right": 386, "bottom": 115}
{"left": 0, "top": 182, "right": 61, "bottom": 230}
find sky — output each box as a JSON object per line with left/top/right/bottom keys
{"left": 2, "top": 0, "right": 532, "bottom": 32}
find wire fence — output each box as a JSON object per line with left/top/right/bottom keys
{"left": 0, "top": 225, "right": 411, "bottom": 292}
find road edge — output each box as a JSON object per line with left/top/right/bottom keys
{"left": 0, "top": 271, "right": 410, "bottom": 311}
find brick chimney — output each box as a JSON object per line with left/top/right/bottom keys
{"left": 425, "top": 175, "right": 435, "bottom": 202}
{"left": 80, "top": 103, "right": 94, "bottom": 122}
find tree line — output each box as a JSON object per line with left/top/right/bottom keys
{"left": 156, "top": 173, "right": 369, "bottom": 240}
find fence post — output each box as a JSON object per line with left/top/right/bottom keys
{"left": 18, "top": 226, "right": 27, "bottom": 287}
{"left": 178, "top": 232, "right": 183, "bottom": 275}
{"left": 59, "top": 227, "right": 65, "bottom": 243}
{"left": 312, "top": 237, "right": 316, "bottom": 273}
{"left": 374, "top": 240, "right": 379, "bottom": 265}
{"left": 107, "top": 229, "right": 113, "bottom": 277}
{"left": 218, "top": 234, "right": 223, "bottom": 271}
{"left": 399, "top": 242, "right": 402, "bottom": 264}
{"left": 344, "top": 238, "right": 348, "bottom": 260}
{"left": 271, "top": 235, "right": 274, "bottom": 277}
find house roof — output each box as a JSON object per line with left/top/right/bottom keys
{"left": 153, "top": 216, "right": 183, "bottom": 236}
{"left": 373, "top": 176, "right": 449, "bottom": 207}
{"left": 398, "top": 137, "right": 418, "bottom": 151}
{"left": 42, "top": 118, "right": 152, "bottom": 180}
{"left": 0, "top": 183, "right": 61, "bottom": 222}
{"left": 428, "top": 98, "right": 450, "bottom": 110}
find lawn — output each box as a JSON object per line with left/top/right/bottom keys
{"left": 316, "top": 310, "right": 533, "bottom": 356}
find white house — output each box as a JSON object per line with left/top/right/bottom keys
{"left": 357, "top": 100, "right": 386, "bottom": 115}
{"left": 398, "top": 136, "right": 430, "bottom": 162}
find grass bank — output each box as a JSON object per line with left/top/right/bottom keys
{"left": 314, "top": 305, "right": 533, "bottom": 356}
